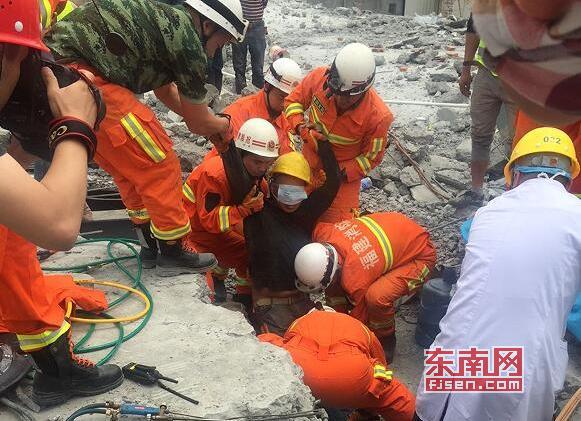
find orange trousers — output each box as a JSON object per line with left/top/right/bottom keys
{"left": 327, "top": 242, "right": 436, "bottom": 338}
{"left": 0, "top": 226, "right": 107, "bottom": 350}
{"left": 259, "top": 311, "right": 415, "bottom": 421}
{"left": 184, "top": 230, "right": 250, "bottom": 295}
{"left": 74, "top": 64, "right": 191, "bottom": 241}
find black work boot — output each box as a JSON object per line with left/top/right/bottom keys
{"left": 156, "top": 238, "right": 217, "bottom": 277}
{"left": 135, "top": 223, "right": 158, "bottom": 269}
{"left": 233, "top": 293, "right": 253, "bottom": 315}
{"left": 380, "top": 333, "right": 397, "bottom": 365}
{"left": 30, "top": 333, "right": 123, "bottom": 408}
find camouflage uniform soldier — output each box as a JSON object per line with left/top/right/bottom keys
{"left": 44, "top": 0, "right": 248, "bottom": 276}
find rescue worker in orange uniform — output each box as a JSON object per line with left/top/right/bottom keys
{"left": 0, "top": 0, "right": 123, "bottom": 406}
{"left": 259, "top": 308, "right": 416, "bottom": 421}
{"left": 44, "top": 0, "right": 251, "bottom": 276}
{"left": 205, "top": 57, "right": 303, "bottom": 159}
{"left": 284, "top": 43, "right": 393, "bottom": 223}
{"left": 183, "top": 118, "right": 279, "bottom": 307}
{"left": 39, "top": 0, "right": 75, "bottom": 30}
{"left": 294, "top": 212, "right": 436, "bottom": 362}
{"left": 511, "top": 111, "right": 581, "bottom": 196}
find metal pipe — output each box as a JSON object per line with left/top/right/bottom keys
{"left": 386, "top": 99, "right": 470, "bottom": 108}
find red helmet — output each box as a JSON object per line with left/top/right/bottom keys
{"left": 0, "top": 0, "right": 48, "bottom": 51}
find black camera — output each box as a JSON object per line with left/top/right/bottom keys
{"left": 0, "top": 51, "right": 105, "bottom": 161}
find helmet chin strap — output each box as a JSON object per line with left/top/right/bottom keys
{"left": 263, "top": 84, "right": 278, "bottom": 119}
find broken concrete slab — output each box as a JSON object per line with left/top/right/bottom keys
{"left": 429, "top": 155, "right": 468, "bottom": 172}
{"left": 399, "top": 165, "right": 422, "bottom": 187}
{"left": 410, "top": 185, "right": 441, "bottom": 204}
{"left": 335, "top": 6, "right": 350, "bottom": 15}
{"left": 382, "top": 180, "right": 400, "bottom": 197}
{"left": 396, "top": 52, "right": 411, "bottom": 64}
{"left": 404, "top": 72, "right": 420, "bottom": 81}
{"left": 429, "top": 70, "right": 457, "bottom": 82}
{"left": 432, "top": 121, "right": 451, "bottom": 131}
{"left": 22, "top": 243, "right": 316, "bottom": 421}
{"left": 425, "top": 81, "right": 449, "bottom": 95}
{"left": 436, "top": 108, "right": 458, "bottom": 124}
{"left": 450, "top": 116, "right": 470, "bottom": 133}
{"left": 374, "top": 54, "right": 386, "bottom": 66}
{"left": 386, "top": 36, "right": 419, "bottom": 49}
{"left": 402, "top": 127, "right": 434, "bottom": 145}
{"left": 455, "top": 137, "right": 472, "bottom": 162}
{"left": 435, "top": 169, "right": 470, "bottom": 190}
{"left": 378, "top": 163, "right": 402, "bottom": 182}
{"left": 399, "top": 139, "right": 427, "bottom": 162}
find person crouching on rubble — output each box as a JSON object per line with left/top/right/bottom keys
{"left": 259, "top": 307, "right": 416, "bottom": 421}
{"left": 294, "top": 212, "right": 436, "bottom": 363}
{"left": 182, "top": 118, "right": 279, "bottom": 310}
{"left": 0, "top": 0, "right": 123, "bottom": 407}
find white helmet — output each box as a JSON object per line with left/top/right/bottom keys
{"left": 264, "top": 58, "right": 303, "bottom": 94}
{"left": 184, "top": 0, "right": 248, "bottom": 42}
{"left": 235, "top": 118, "right": 279, "bottom": 158}
{"left": 326, "top": 43, "right": 375, "bottom": 96}
{"left": 294, "top": 243, "right": 339, "bottom": 293}
{"left": 269, "top": 45, "right": 290, "bottom": 62}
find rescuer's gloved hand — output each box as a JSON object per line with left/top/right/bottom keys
{"left": 237, "top": 186, "right": 264, "bottom": 217}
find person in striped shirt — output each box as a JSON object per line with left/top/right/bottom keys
{"left": 231, "top": 0, "right": 268, "bottom": 93}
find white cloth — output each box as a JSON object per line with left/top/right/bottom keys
{"left": 416, "top": 178, "right": 581, "bottom": 421}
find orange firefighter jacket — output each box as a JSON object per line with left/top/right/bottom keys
{"left": 183, "top": 155, "right": 264, "bottom": 234}
{"left": 205, "top": 89, "right": 295, "bottom": 160}
{"left": 284, "top": 66, "right": 393, "bottom": 182}
{"left": 313, "top": 212, "right": 432, "bottom": 321}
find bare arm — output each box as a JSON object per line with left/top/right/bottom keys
{"left": 153, "top": 83, "right": 183, "bottom": 115}
{"left": 180, "top": 94, "right": 229, "bottom": 137}
{"left": 0, "top": 67, "right": 97, "bottom": 250}
{"left": 459, "top": 16, "right": 480, "bottom": 97}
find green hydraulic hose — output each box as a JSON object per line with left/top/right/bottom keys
{"left": 75, "top": 240, "right": 154, "bottom": 355}
{"left": 74, "top": 311, "right": 125, "bottom": 366}
{"left": 41, "top": 237, "right": 153, "bottom": 365}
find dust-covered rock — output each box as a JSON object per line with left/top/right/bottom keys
{"left": 430, "top": 69, "right": 457, "bottom": 82}
{"left": 426, "top": 81, "right": 450, "bottom": 95}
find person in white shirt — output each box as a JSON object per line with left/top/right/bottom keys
{"left": 415, "top": 127, "right": 581, "bottom": 421}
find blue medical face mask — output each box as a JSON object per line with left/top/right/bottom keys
{"left": 277, "top": 184, "right": 307, "bottom": 206}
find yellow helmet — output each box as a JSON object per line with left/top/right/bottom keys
{"left": 271, "top": 152, "right": 311, "bottom": 184}
{"left": 504, "top": 127, "right": 580, "bottom": 185}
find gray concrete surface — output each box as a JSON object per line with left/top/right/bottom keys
{"left": 0, "top": 243, "right": 315, "bottom": 420}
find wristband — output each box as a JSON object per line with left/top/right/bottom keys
{"left": 48, "top": 117, "right": 97, "bottom": 162}
{"left": 216, "top": 113, "right": 231, "bottom": 131}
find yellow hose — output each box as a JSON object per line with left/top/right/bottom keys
{"left": 71, "top": 280, "right": 151, "bottom": 324}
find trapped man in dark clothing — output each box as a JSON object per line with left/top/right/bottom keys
{"left": 221, "top": 138, "right": 340, "bottom": 335}
{"left": 232, "top": 0, "right": 267, "bottom": 93}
